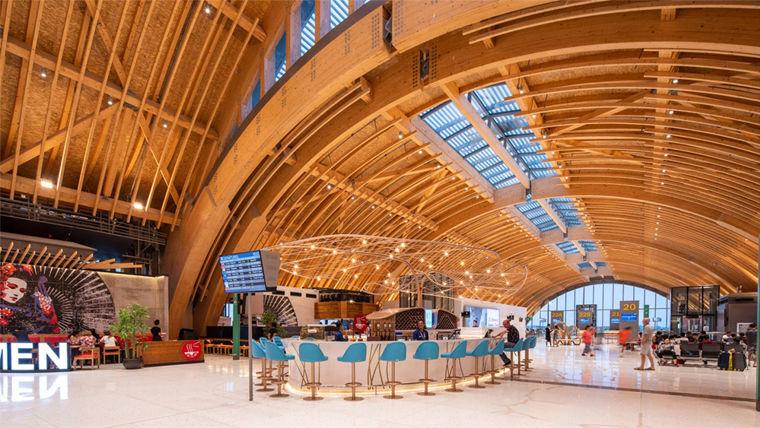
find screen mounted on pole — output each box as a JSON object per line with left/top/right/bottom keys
{"left": 219, "top": 250, "right": 281, "bottom": 293}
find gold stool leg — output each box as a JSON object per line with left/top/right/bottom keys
{"left": 257, "top": 358, "right": 273, "bottom": 391}
{"left": 417, "top": 360, "right": 435, "bottom": 396}
{"left": 486, "top": 354, "right": 500, "bottom": 385}
{"left": 517, "top": 351, "right": 522, "bottom": 376}
{"left": 303, "top": 361, "right": 323, "bottom": 401}
{"left": 469, "top": 356, "right": 484, "bottom": 388}
{"left": 344, "top": 362, "right": 364, "bottom": 401}
{"left": 270, "top": 360, "right": 288, "bottom": 398}
{"left": 510, "top": 351, "right": 515, "bottom": 379}
{"left": 384, "top": 361, "right": 403, "bottom": 399}
{"left": 445, "top": 359, "right": 463, "bottom": 392}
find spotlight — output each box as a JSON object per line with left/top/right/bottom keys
{"left": 40, "top": 179, "right": 54, "bottom": 189}
{"left": 668, "top": 110, "right": 674, "bottom": 115}
{"left": 162, "top": 120, "right": 168, "bottom": 128}
{"left": 666, "top": 134, "right": 671, "bottom": 139}
{"left": 417, "top": 149, "right": 422, "bottom": 155}
{"left": 672, "top": 79, "right": 679, "bottom": 84}
{"left": 133, "top": 202, "right": 144, "bottom": 210}
{"left": 107, "top": 96, "right": 113, "bottom": 105}
{"left": 398, "top": 131, "right": 403, "bottom": 140}
{"left": 40, "top": 67, "right": 47, "bottom": 78}
{"left": 326, "top": 184, "right": 333, "bottom": 190}
{"left": 204, "top": 4, "right": 211, "bottom": 14}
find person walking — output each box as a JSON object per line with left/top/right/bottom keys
{"left": 545, "top": 325, "right": 552, "bottom": 347}
{"left": 581, "top": 325, "right": 595, "bottom": 357}
{"left": 635, "top": 318, "right": 655, "bottom": 371}
{"left": 746, "top": 323, "right": 757, "bottom": 367}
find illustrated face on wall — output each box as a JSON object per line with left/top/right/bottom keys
{"left": 2, "top": 277, "right": 28, "bottom": 303}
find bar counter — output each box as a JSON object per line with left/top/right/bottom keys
{"left": 283, "top": 338, "right": 506, "bottom": 394}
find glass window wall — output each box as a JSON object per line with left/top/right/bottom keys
{"left": 527, "top": 282, "right": 671, "bottom": 332}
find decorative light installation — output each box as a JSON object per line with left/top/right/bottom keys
{"left": 264, "top": 234, "right": 528, "bottom": 299}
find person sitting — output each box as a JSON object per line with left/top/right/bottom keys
{"left": 333, "top": 321, "right": 346, "bottom": 342}
{"left": 100, "top": 330, "right": 117, "bottom": 347}
{"left": 493, "top": 319, "right": 520, "bottom": 366}
{"left": 656, "top": 339, "right": 676, "bottom": 364}
{"left": 412, "top": 320, "right": 429, "bottom": 341}
{"left": 78, "top": 330, "right": 96, "bottom": 348}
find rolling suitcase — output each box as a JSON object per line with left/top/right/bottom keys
{"left": 718, "top": 352, "right": 730, "bottom": 370}
{"left": 732, "top": 352, "right": 747, "bottom": 371}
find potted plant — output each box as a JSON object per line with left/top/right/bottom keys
{"left": 262, "top": 309, "right": 287, "bottom": 338}
{"left": 110, "top": 303, "right": 150, "bottom": 369}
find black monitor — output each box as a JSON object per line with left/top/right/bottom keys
{"left": 219, "top": 250, "right": 281, "bottom": 293}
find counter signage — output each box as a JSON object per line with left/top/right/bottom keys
{"left": 219, "top": 250, "right": 281, "bottom": 293}
{"left": 0, "top": 342, "right": 70, "bottom": 372}
{"left": 181, "top": 341, "right": 202, "bottom": 361}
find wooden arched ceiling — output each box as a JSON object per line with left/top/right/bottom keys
{"left": 2, "top": 1, "right": 758, "bottom": 338}
{"left": 0, "top": 0, "right": 275, "bottom": 224}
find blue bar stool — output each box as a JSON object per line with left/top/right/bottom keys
{"left": 412, "top": 341, "right": 439, "bottom": 396}
{"left": 465, "top": 339, "right": 490, "bottom": 389}
{"left": 503, "top": 338, "right": 524, "bottom": 380}
{"left": 486, "top": 339, "right": 505, "bottom": 385}
{"left": 337, "top": 342, "right": 367, "bottom": 401}
{"left": 251, "top": 340, "right": 273, "bottom": 391}
{"left": 273, "top": 336, "right": 285, "bottom": 349}
{"left": 379, "top": 342, "right": 407, "bottom": 399}
{"left": 299, "top": 342, "right": 328, "bottom": 401}
{"left": 440, "top": 341, "right": 467, "bottom": 392}
{"left": 259, "top": 338, "right": 277, "bottom": 382}
{"left": 263, "top": 340, "right": 295, "bottom": 398}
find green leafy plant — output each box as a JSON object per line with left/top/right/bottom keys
{"left": 110, "top": 304, "right": 150, "bottom": 359}
{"left": 262, "top": 309, "right": 287, "bottom": 337}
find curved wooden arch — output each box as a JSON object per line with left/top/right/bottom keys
{"left": 155, "top": 2, "right": 760, "bottom": 336}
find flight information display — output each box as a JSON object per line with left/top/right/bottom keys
{"left": 219, "top": 250, "right": 281, "bottom": 293}
{"left": 621, "top": 312, "right": 638, "bottom": 322}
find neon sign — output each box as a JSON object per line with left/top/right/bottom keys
{"left": 0, "top": 342, "right": 70, "bottom": 372}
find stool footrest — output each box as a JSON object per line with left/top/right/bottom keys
{"left": 305, "top": 382, "right": 322, "bottom": 388}
{"left": 386, "top": 381, "right": 402, "bottom": 386}
{"left": 418, "top": 378, "right": 434, "bottom": 383}
{"left": 345, "top": 382, "right": 362, "bottom": 388}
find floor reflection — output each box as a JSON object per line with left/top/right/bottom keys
{"left": 0, "top": 373, "right": 69, "bottom": 403}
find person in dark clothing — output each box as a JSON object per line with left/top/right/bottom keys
{"left": 545, "top": 326, "right": 552, "bottom": 346}
{"left": 493, "top": 319, "right": 520, "bottom": 366}
{"left": 412, "top": 320, "right": 429, "bottom": 340}
{"left": 151, "top": 319, "right": 162, "bottom": 341}
{"left": 746, "top": 323, "right": 757, "bottom": 367}
{"left": 333, "top": 321, "right": 345, "bottom": 341}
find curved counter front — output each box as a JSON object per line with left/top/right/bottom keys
{"left": 282, "top": 339, "right": 511, "bottom": 396}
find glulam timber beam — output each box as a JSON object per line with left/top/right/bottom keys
{"left": 207, "top": 0, "right": 266, "bottom": 42}
{"left": 3, "top": 36, "right": 218, "bottom": 139}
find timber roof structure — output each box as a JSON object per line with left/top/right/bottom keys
{"left": 0, "top": 0, "right": 758, "bottom": 337}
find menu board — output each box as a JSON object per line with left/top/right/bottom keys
{"left": 550, "top": 311, "right": 564, "bottom": 325}
{"left": 219, "top": 250, "right": 281, "bottom": 293}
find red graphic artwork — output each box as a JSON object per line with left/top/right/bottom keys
{"left": 181, "top": 341, "right": 202, "bottom": 361}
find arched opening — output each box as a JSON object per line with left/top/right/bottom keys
{"left": 526, "top": 280, "right": 671, "bottom": 332}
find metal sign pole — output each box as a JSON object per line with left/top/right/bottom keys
{"left": 247, "top": 292, "right": 253, "bottom": 401}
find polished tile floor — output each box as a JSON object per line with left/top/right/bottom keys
{"left": 2, "top": 342, "right": 758, "bottom": 427}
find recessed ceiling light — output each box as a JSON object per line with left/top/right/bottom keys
{"left": 672, "top": 79, "right": 679, "bottom": 84}
{"left": 133, "top": 202, "right": 144, "bottom": 210}
{"left": 398, "top": 131, "right": 403, "bottom": 140}
{"left": 40, "top": 67, "right": 47, "bottom": 78}
{"left": 204, "top": 4, "right": 211, "bottom": 14}
{"left": 40, "top": 179, "right": 54, "bottom": 189}
{"left": 107, "top": 96, "right": 113, "bottom": 105}
{"left": 162, "top": 120, "right": 168, "bottom": 128}
{"left": 668, "top": 110, "right": 674, "bottom": 115}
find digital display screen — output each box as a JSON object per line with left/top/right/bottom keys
{"left": 580, "top": 318, "right": 590, "bottom": 324}
{"left": 425, "top": 309, "right": 437, "bottom": 329}
{"left": 552, "top": 318, "right": 562, "bottom": 323}
{"left": 219, "top": 250, "right": 281, "bottom": 293}
{"left": 610, "top": 318, "right": 620, "bottom": 324}
{"left": 621, "top": 313, "right": 637, "bottom": 322}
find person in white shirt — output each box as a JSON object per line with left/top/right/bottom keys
{"left": 100, "top": 330, "right": 117, "bottom": 347}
